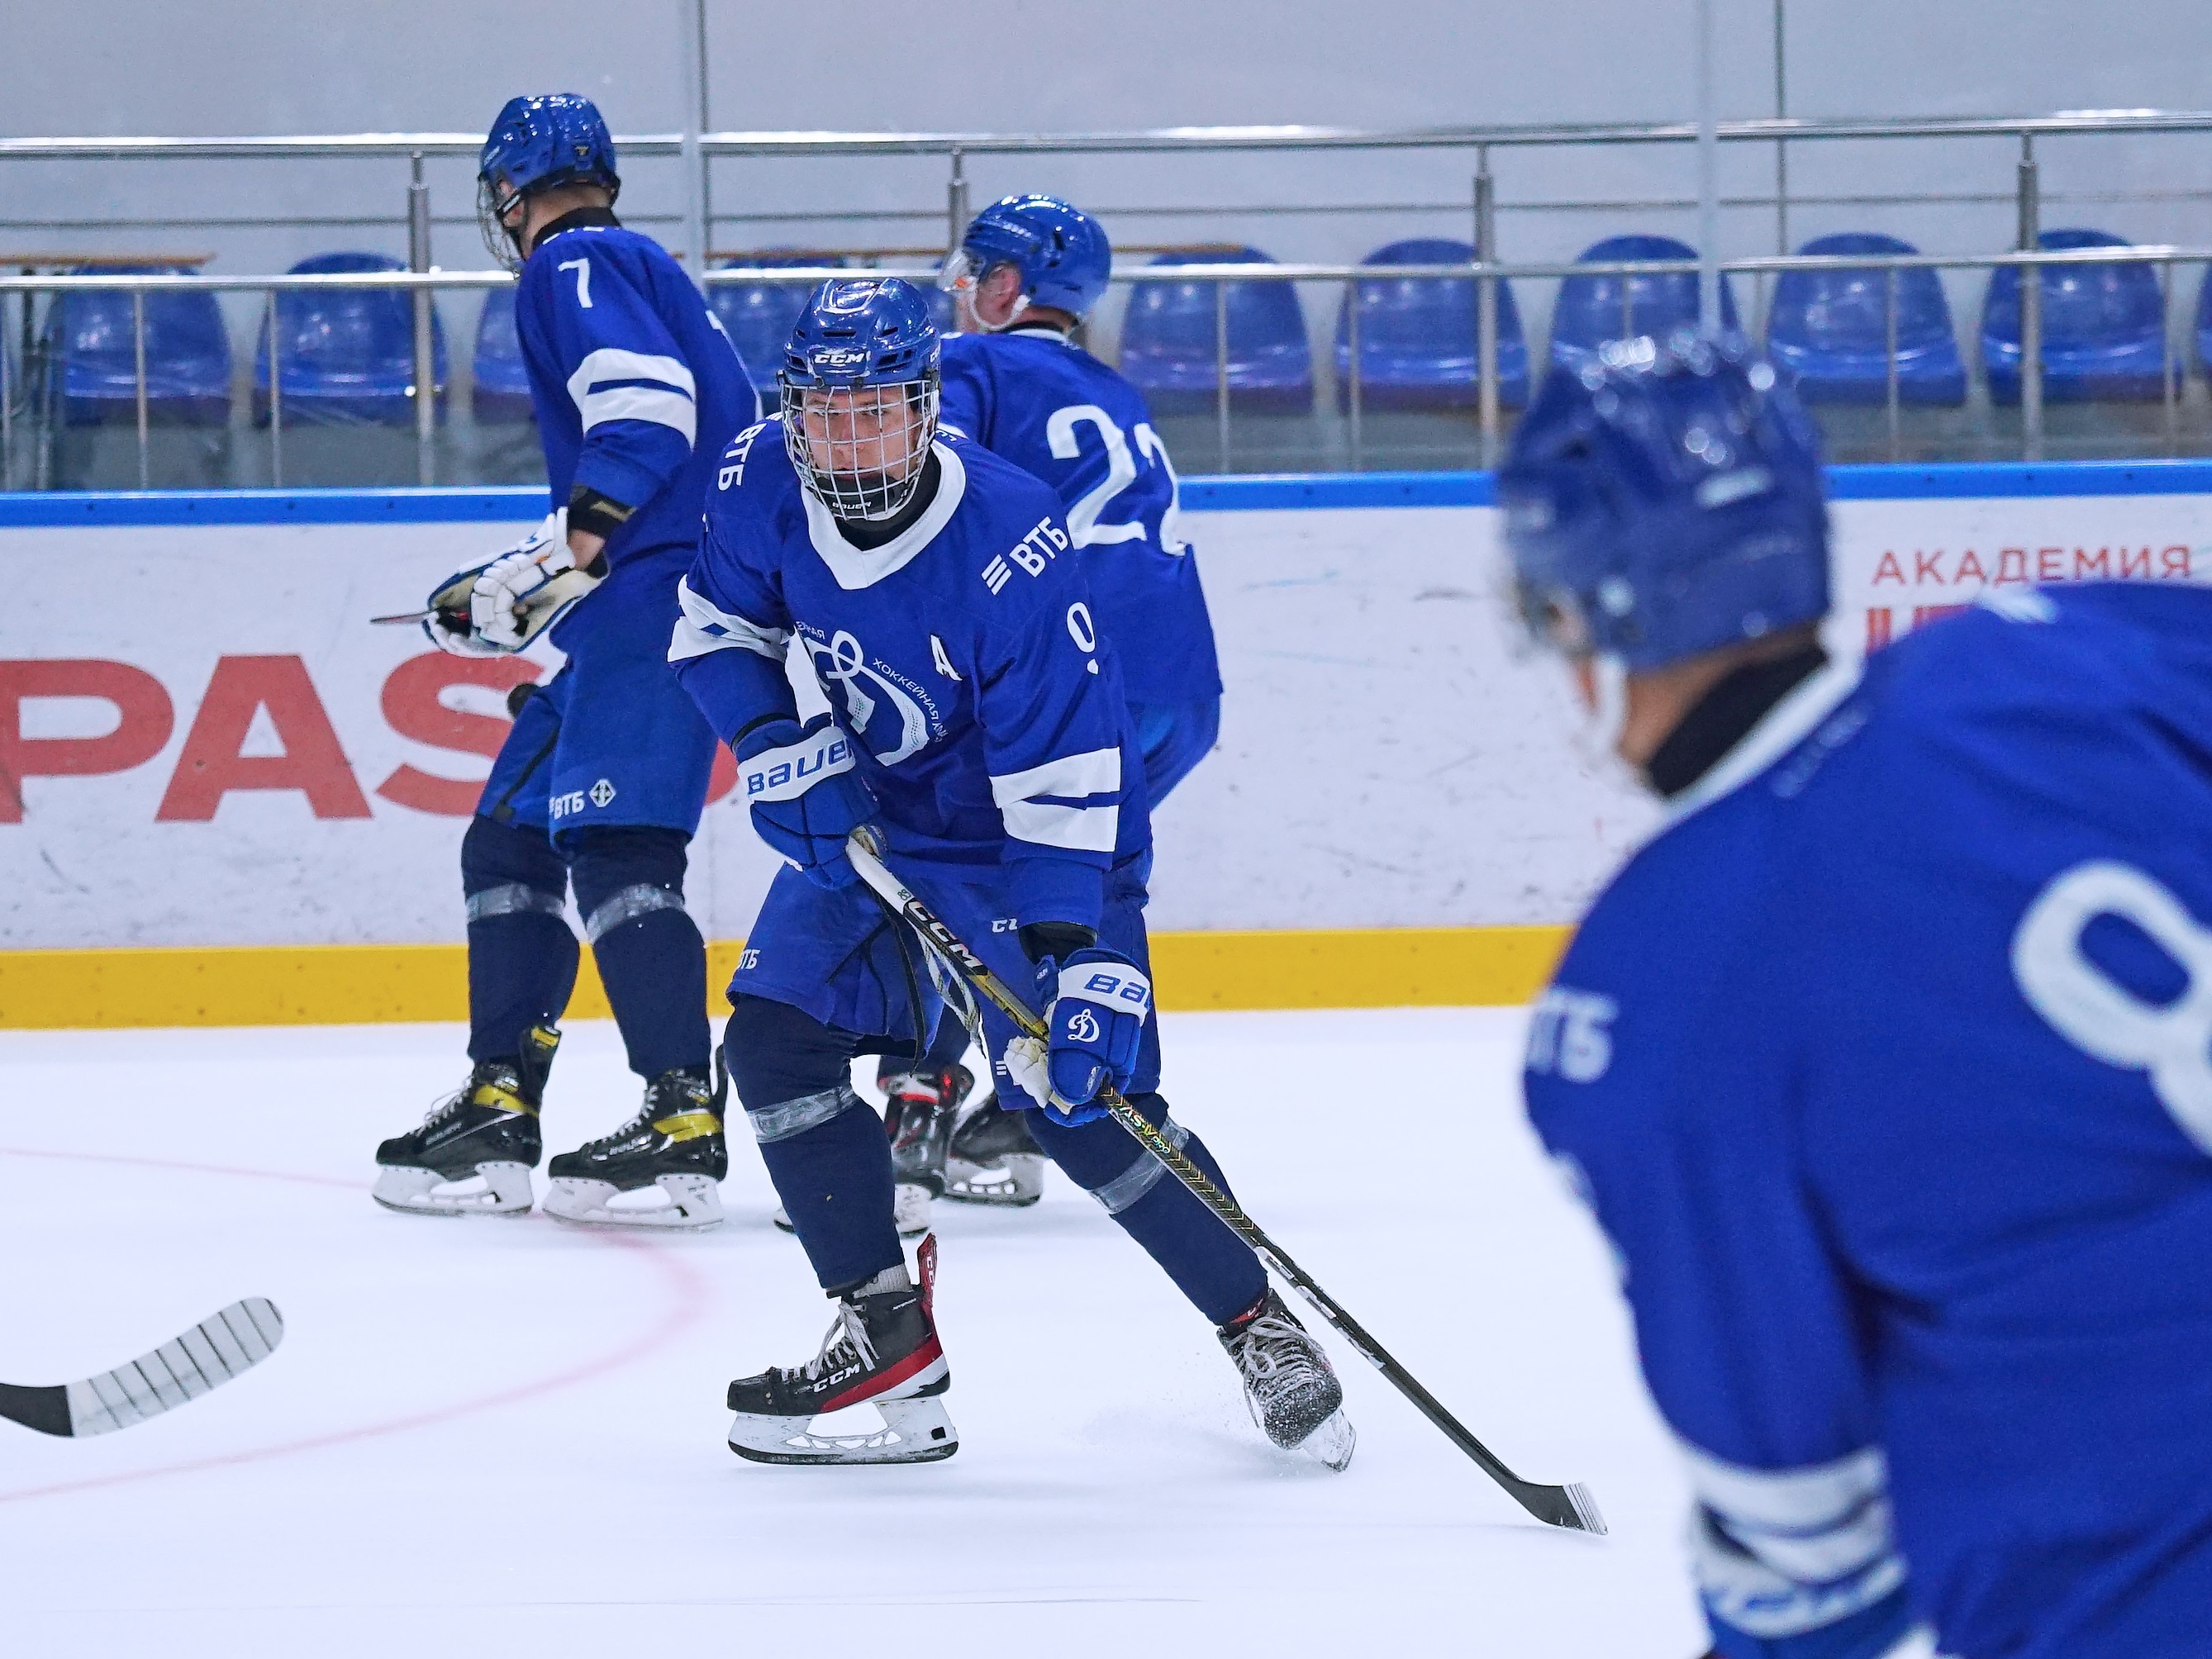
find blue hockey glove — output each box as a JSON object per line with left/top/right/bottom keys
{"left": 1006, "top": 946, "right": 1152, "bottom": 1126}
{"left": 735, "top": 715, "right": 874, "bottom": 889}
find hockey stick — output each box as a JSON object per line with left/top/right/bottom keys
{"left": 844, "top": 834, "right": 1605, "bottom": 1534}
{"left": 0, "top": 1297, "right": 283, "bottom": 1438}
{"left": 371, "top": 566, "right": 600, "bottom": 630}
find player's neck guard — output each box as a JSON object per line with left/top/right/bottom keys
{"left": 801, "top": 440, "right": 967, "bottom": 591}
{"left": 1645, "top": 644, "right": 1829, "bottom": 800}
{"left": 1662, "top": 655, "right": 1865, "bottom": 825}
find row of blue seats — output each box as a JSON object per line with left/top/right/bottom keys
{"left": 33, "top": 232, "right": 2205, "bottom": 426}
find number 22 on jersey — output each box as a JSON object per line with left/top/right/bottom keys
{"left": 1046, "top": 404, "right": 1190, "bottom": 555}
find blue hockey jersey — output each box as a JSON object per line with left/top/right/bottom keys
{"left": 516, "top": 215, "right": 758, "bottom": 592}
{"left": 672, "top": 418, "right": 1149, "bottom": 934}
{"left": 1525, "top": 583, "right": 2212, "bottom": 1659}
{"left": 939, "top": 327, "right": 1221, "bottom": 706}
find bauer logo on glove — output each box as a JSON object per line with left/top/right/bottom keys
{"left": 1004, "top": 947, "right": 1153, "bottom": 1125}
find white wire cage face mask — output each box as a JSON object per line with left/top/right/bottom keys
{"left": 478, "top": 176, "right": 528, "bottom": 273}
{"left": 938, "top": 250, "right": 1029, "bottom": 333}
{"left": 781, "top": 378, "right": 940, "bottom": 521}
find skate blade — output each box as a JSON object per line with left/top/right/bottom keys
{"left": 941, "top": 1153, "right": 1045, "bottom": 1207}
{"left": 542, "top": 1173, "right": 723, "bottom": 1230}
{"left": 726, "top": 1394, "right": 959, "bottom": 1466}
{"left": 1296, "top": 1409, "right": 1357, "bottom": 1472}
{"left": 770, "top": 1205, "right": 795, "bottom": 1234}
{"left": 372, "top": 1162, "right": 535, "bottom": 1217}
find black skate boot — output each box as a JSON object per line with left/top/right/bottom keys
{"left": 1219, "top": 1288, "right": 1355, "bottom": 1470}
{"left": 541, "top": 1056, "right": 729, "bottom": 1230}
{"left": 373, "top": 1024, "right": 559, "bottom": 1218}
{"left": 770, "top": 1062, "right": 973, "bottom": 1238}
{"left": 882, "top": 1059, "right": 972, "bottom": 1235}
{"left": 725, "top": 1234, "right": 957, "bottom": 1465}
{"left": 943, "top": 1094, "right": 1047, "bottom": 1207}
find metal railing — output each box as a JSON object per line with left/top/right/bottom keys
{"left": 9, "top": 107, "right": 2212, "bottom": 487}
{"left": 7, "top": 236, "right": 2208, "bottom": 489}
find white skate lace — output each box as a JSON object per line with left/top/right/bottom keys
{"left": 789, "top": 1300, "right": 879, "bottom": 1385}
{"left": 1231, "top": 1310, "right": 1325, "bottom": 1398}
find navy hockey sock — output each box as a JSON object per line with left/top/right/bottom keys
{"left": 1030, "top": 1091, "right": 1266, "bottom": 1325}
{"left": 570, "top": 826, "right": 710, "bottom": 1080}
{"left": 461, "top": 814, "right": 579, "bottom": 1065}
{"left": 726, "top": 996, "right": 904, "bottom": 1291}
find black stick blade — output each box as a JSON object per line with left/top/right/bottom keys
{"left": 0, "top": 1382, "right": 73, "bottom": 1436}
{"left": 1520, "top": 1478, "right": 1607, "bottom": 1535}
{"left": 32, "top": 1297, "right": 286, "bottom": 1438}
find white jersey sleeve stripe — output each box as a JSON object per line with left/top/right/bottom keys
{"left": 989, "top": 746, "right": 1121, "bottom": 808}
{"left": 1677, "top": 1439, "right": 1908, "bottom": 1638}
{"left": 1001, "top": 798, "right": 1120, "bottom": 853}
{"left": 566, "top": 349, "right": 699, "bottom": 443}
{"left": 668, "top": 575, "right": 792, "bottom": 663}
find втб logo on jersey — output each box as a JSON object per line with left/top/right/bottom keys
{"left": 1525, "top": 986, "right": 1618, "bottom": 1082}
{"left": 808, "top": 629, "right": 930, "bottom": 764}
{"left": 982, "top": 517, "right": 1072, "bottom": 595}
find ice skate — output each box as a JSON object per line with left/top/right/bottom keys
{"left": 882, "top": 1058, "right": 970, "bottom": 1235}
{"left": 725, "top": 1235, "right": 958, "bottom": 1465}
{"left": 943, "top": 1094, "right": 1047, "bottom": 1207}
{"left": 542, "top": 1062, "right": 728, "bottom": 1229}
{"left": 1220, "top": 1288, "right": 1354, "bottom": 1470}
{"left": 372, "top": 1026, "right": 558, "bottom": 1218}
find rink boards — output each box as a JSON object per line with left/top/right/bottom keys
{"left": 2, "top": 462, "right": 2210, "bottom": 1024}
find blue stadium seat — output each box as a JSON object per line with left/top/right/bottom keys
{"left": 1982, "top": 229, "right": 2166, "bottom": 404}
{"left": 471, "top": 286, "right": 532, "bottom": 423}
{"left": 1549, "top": 235, "right": 1739, "bottom": 371}
{"left": 1119, "top": 247, "right": 1313, "bottom": 415}
{"left": 708, "top": 251, "right": 821, "bottom": 390}
{"left": 254, "top": 252, "right": 447, "bottom": 425}
{"left": 43, "top": 265, "right": 231, "bottom": 426}
{"left": 1767, "top": 233, "right": 1966, "bottom": 406}
{"left": 1331, "top": 238, "right": 1529, "bottom": 411}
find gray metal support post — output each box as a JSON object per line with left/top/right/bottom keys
{"left": 677, "top": 0, "right": 707, "bottom": 280}
{"left": 2017, "top": 134, "right": 2043, "bottom": 459}
{"left": 267, "top": 295, "right": 283, "bottom": 488}
{"left": 1885, "top": 266, "right": 1900, "bottom": 460}
{"left": 1346, "top": 274, "right": 1363, "bottom": 470}
{"left": 1696, "top": 0, "right": 1720, "bottom": 334}
{"left": 1772, "top": 0, "right": 1789, "bottom": 254}
{"left": 1476, "top": 149, "right": 1499, "bottom": 466}
{"left": 2162, "top": 259, "right": 2178, "bottom": 450}
{"left": 132, "top": 288, "right": 150, "bottom": 488}
{"left": 1215, "top": 279, "right": 1230, "bottom": 471}
{"left": 948, "top": 147, "right": 968, "bottom": 257}
{"left": 1, "top": 294, "right": 12, "bottom": 491}
{"left": 409, "top": 152, "right": 435, "bottom": 484}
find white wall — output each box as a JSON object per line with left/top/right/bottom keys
{"left": 7, "top": 489, "right": 2212, "bottom": 951}
{"left": 4, "top": 0, "right": 2211, "bottom": 284}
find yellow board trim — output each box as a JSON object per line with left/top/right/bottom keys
{"left": 0, "top": 927, "right": 1567, "bottom": 1030}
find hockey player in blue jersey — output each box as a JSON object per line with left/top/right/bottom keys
{"left": 840, "top": 194, "right": 1225, "bottom": 1223}
{"left": 1505, "top": 331, "right": 2212, "bottom": 1659}
{"left": 373, "top": 94, "right": 759, "bottom": 1229}
{"left": 673, "top": 277, "right": 1349, "bottom": 1466}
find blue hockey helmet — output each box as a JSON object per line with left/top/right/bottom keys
{"left": 780, "top": 278, "right": 943, "bottom": 520}
{"left": 1500, "top": 331, "right": 1830, "bottom": 673}
{"left": 940, "top": 194, "right": 1112, "bottom": 324}
{"left": 478, "top": 94, "right": 620, "bottom": 269}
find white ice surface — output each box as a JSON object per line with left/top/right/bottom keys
{"left": 0, "top": 1010, "right": 1705, "bottom": 1657}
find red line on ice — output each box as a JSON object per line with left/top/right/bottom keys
{"left": 0, "top": 1144, "right": 712, "bottom": 1505}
